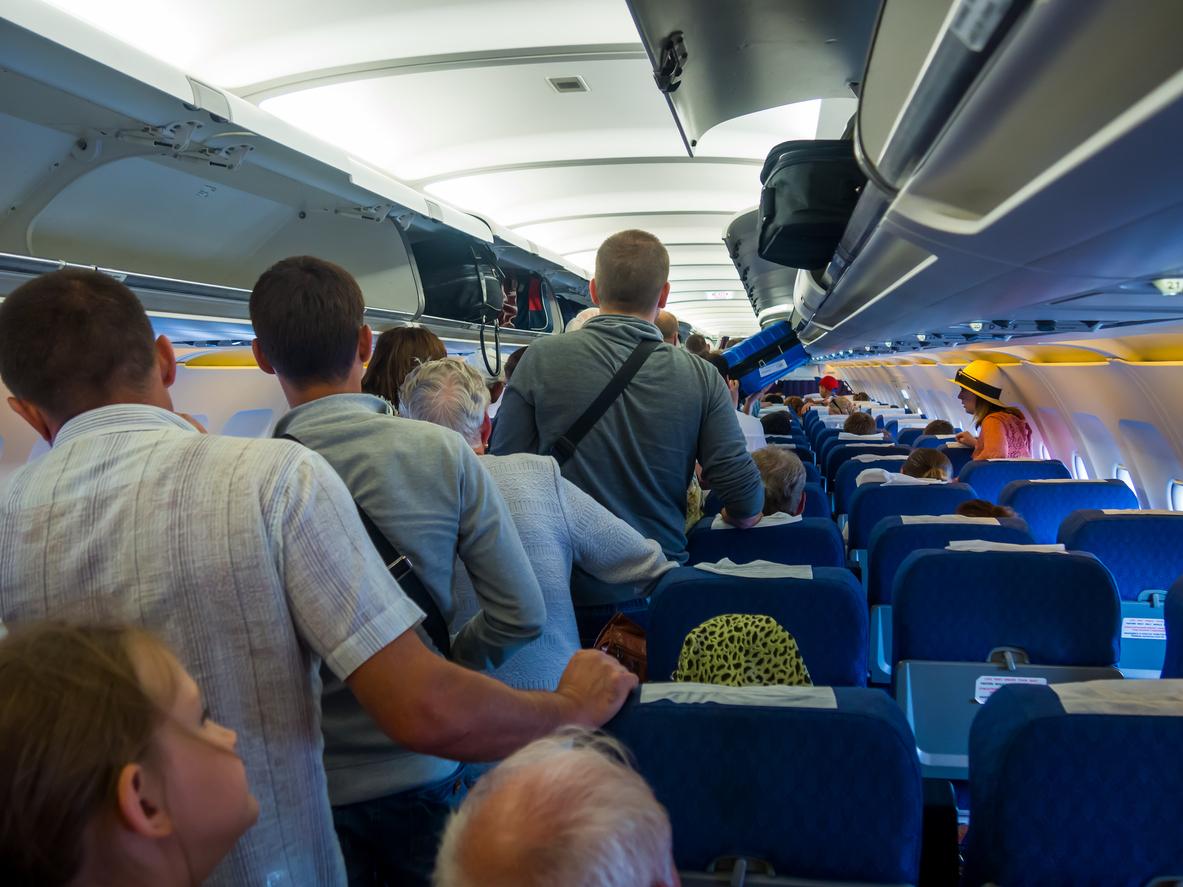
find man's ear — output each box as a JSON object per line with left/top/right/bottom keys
{"left": 589, "top": 279, "right": 601, "bottom": 307}
{"left": 251, "top": 340, "right": 275, "bottom": 376}
{"left": 115, "top": 763, "right": 174, "bottom": 840}
{"left": 155, "top": 336, "right": 177, "bottom": 389}
{"left": 657, "top": 281, "right": 670, "bottom": 309}
{"left": 357, "top": 324, "right": 373, "bottom": 364}
{"left": 7, "top": 397, "right": 53, "bottom": 443}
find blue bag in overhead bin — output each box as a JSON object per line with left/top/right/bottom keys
{"left": 721, "top": 321, "right": 810, "bottom": 398}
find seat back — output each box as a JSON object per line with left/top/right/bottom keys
{"left": 1165, "top": 577, "right": 1183, "bottom": 678}
{"left": 1058, "top": 510, "right": 1183, "bottom": 601}
{"left": 885, "top": 417, "right": 928, "bottom": 441}
{"left": 914, "top": 433, "right": 960, "bottom": 449}
{"left": 965, "top": 681, "right": 1183, "bottom": 887}
{"left": 825, "top": 443, "right": 911, "bottom": 482}
{"left": 866, "top": 516, "right": 1033, "bottom": 606}
{"left": 647, "top": 567, "right": 867, "bottom": 686}
{"left": 892, "top": 550, "right": 1120, "bottom": 666}
{"left": 607, "top": 684, "right": 923, "bottom": 884}
{"left": 897, "top": 427, "right": 925, "bottom": 447}
{"left": 848, "top": 483, "right": 978, "bottom": 549}
{"left": 685, "top": 518, "right": 844, "bottom": 570}
{"left": 999, "top": 479, "right": 1139, "bottom": 543}
{"left": 957, "top": 458, "right": 1071, "bottom": 503}
{"left": 939, "top": 443, "right": 975, "bottom": 475}
{"left": 801, "top": 481, "right": 829, "bottom": 518}
{"left": 833, "top": 455, "right": 909, "bottom": 516}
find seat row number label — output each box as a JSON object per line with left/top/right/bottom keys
{"left": 1121, "top": 617, "right": 1166, "bottom": 641}
{"left": 974, "top": 675, "right": 1047, "bottom": 705}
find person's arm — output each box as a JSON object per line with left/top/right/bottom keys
{"left": 450, "top": 445, "right": 546, "bottom": 670}
{"left": 557, "top": 466, "right": 675, "bottom": 586}
{"left": 697, "top": 371, "right": 764, "bottom": 525}
{"left": 273, "top": 448, "right": 635, "bottom": 762}
{"left": 489, "top": 352, "right": 540, "bottom": 455}
{"left": 976, "top": 415, "right": 1008, "bottom": 459}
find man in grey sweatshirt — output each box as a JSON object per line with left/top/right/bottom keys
{"left": 250, "top": 256, "right": 546, "bottom": 886}
{"left": 492, "top": 230, "right": 764, "bottom": 608}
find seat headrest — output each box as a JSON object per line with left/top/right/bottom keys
{"left": 946, "top": 540, "right": 1066, "bottom": 553}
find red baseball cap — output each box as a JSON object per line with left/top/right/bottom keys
{"left": 819, "top": 375, "right": 840, "bottom": 390}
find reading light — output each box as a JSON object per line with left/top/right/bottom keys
{"left": 969, "top": 321, "right": 984, "bottom": 333}
{"left": 916, "top": 333, "right": 926, "bottom": 342}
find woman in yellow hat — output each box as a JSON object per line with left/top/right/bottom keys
{"left": 951, "top": 360, "right": 1033, "bottom": 460}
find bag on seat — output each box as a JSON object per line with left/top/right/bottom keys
{"left": 672, "top": 613, "right": 811, "bottom": 687}
{"left": 757, "top": 139, "right": 866, "bottom": 269}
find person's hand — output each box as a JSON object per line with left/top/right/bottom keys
{"left": 555, "top": 649, "right": 638, "bottom": 727}
{"left": 955, "top": 431, "right": 976, "bottom": 447}
{"left": 726, "top": 379, "right": 740, "bottom": 410}
{"left": 177, "top": 412, "right": 208, "bottom": 434}
{"left": 720, "top": 508, "right": 761, "bottom": 529}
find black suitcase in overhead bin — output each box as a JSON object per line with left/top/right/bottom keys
{"left": 757, "top": 139, "right": 866, "bottom": 270}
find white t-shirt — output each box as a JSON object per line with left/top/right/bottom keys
{"left": 736, "top": 410, "right": 767, "bottom": 452}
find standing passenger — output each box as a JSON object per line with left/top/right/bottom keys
{"left": 655, "top": 309, "right": 680, "bottom": 345}
{"left": 950, "top": 360, "right": 1033, "bottom": 459}
{"left": 491, "top": 230, "right": 763, "bottom": 631}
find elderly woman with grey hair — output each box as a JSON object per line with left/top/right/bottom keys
{"left": 434, "top": 728, "right": 678, "bottom": 887}
{"left": 400, "top": 359, "right": 674, "bottom": 690}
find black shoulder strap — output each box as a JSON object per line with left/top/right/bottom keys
{"left": 279, "top": 433, "right": 452, "bottom": 657}
{"left": 550, "top": 339, "right": 661, "bottom": 465}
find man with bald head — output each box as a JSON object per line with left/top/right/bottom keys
{"left": 654, "top": 309, "right": 679, "bottom": 345}
{"left": 491, "top": 229, "right": 762, "bottom": 639}
{"left": 434, "top": 729, "right": 679, "bottom": 887}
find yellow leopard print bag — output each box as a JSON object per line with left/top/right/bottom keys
{"left": 672, "top": 613, "right": 812, "bottom": 687}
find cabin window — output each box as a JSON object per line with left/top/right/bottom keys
{"left": 1171, "top": 480, "right": 1183, "bottom": 512}
{"left": 1114, "top": 465, "right": 1135, "bottom": 493}
{"left": 1072, "top": 453, "right": 1089, "bottom": 479}
{"left": 899, "top": 389, "right": 909, "bottom": 401}
{"left": 1039, "top": 442, "right": 1050, "bottom": 461}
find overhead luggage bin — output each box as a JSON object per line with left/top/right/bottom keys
{"left": 625, "top": 0, "right": 876, "bottom": 154}
{"left": 723, "top": 208, "right": 800, "bottom": 328}
{"left": 0, "top": 2, "right": 584, "bottom": 344}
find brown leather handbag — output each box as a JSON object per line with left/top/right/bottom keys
{"left": 594, "top": 613, "right": 647, "bottom": 682}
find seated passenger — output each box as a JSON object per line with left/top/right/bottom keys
{"left": 399, "top": 358, "right": 674, "bottom": 691}
{"left": 760, "top": 409, "right": 796, "bottom": 438}
{"left": 361, "top": 325, "right": 447, "bottom": 410}
{"left": 843, "top": 411, "right": 879, "bottom": 436}
{"left": 950, "top": 360, "right": 1033, "bottom": 459}
{"left": 655, "top": 309, "right": 679, "bottom": 346}
{"left": 434, "top": 729, "right": 677, "bottom": 887}
{"left": 853, "top": 391, "right": 870, "bottom": 402}
{"left": 787, "top": 395, "right": 807, "bottom": 416}
{"left": 956, "top": 499, "right": 1018, "bottom": 519}
{"left": 902, "top": 448, "right": 953, "bottom": 481}
{"left": 250, "top": 257, "right": 559, "bottom": 879}
{"left": 705, "top": 352, "right": 767, "bottom": 453}
{"left": 491, "top": 229, "right": 763, "bottom": 576}
{"left": 828, "top": 396, "right": 856, "bottom": 416}
{"left": 0, "top": 622, "right": 258, "bottom": 887}
{"left": 923, "top": 418, "right": 955, "bottom": 436}
{"left": 0, "top": 268, "right": 633, "bottom": 886}
{"left": 751, "top": 446, "right": 807, "bottom": 517}
{"left": 684, "top": 331, "right": 710, "bottom": 358}
{"left": 763, "top": 393, "right": 784, "bottom": 405}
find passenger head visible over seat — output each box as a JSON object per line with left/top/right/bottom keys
{"left": 0, "top": 269, "right": 176, "bottom": 438}
{"left": 434, "top": 728, "right": 677, "bottom": 887}
{"left": 843, "top": 411, "right": 877, "bottom": 435}
{"left": 787, "top": 395, "right": 806, "bottom": 415}
{"left": 760, "top": 410, "right": 795, "bottom": 436}
{"left": 0, "top": 622, "right": 258, "bottom": 887}
{"left": 956, "top": 499, "right": 1017, "bottom": 519}
{"left": 399, "top": 357, "right": 490, "bottom": 451}
{"left": 902, "top": 448, "right": 952, "bottom": 481}
{"left": 923, "top": 419, "right": 954, "bottom": 436}
{"left": 752, "top": 446, "right": 806, "bottom": 515}
{"left": 592, "top": 229, "right": 670, "bottom": 319}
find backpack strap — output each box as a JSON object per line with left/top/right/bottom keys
{"left": 550, "top": 339, "right": 661, "bottom": 465}
{"left": 279, "top": 433, "right": 452, "bottom": 657}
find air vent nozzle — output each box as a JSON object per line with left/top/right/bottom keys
{"left": 547, "top": 75, "right": 589, "bottom": 94}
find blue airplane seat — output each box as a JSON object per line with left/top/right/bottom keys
{"left": 897, "top": 427, "right": 926, "bottom": 447}
{"left": 913, "top": 433, "right": 961, "bottom": 449}
{"left": 939, "top": 443, "right": 975, "bottom": 475}
{"left": 801, "top": 481, "right": 829, "bottom": 519}
{"left": 847, "top": 482, "right": 978, "bottom": 550}
{"left": 647, "top": 566, "right": 867, "bottom": 686}
{"left": 833, "top": 455, "right": 909, "bottom": 517}
{"left": 891, "top": 548, "right": 1121, "bottom": 779}
{"left": 998, "top": 479, "right": 1139, "bottom": 543}
{"left": 818, "top": 433, "right": 891, "bottom": 469}
{"left": 685, "top": 517, "right": 844, "bottom": 570}
{"left": 1161, "top": 575, "right": 1183, "bottom": 678}
{"left": 802, "top": 461, "right": 822, "bottom": 487}
{"left": 957, "top": 458, "right": 1071, "bottom": 503}
{"left": 607, "top": 683, "right": 922, "bottom": 884}
{"left": 964, "top": 681, "right": 1183, "bottom": 887}
{"left": 825, "top": 443, "right": 911, "bottom": 483}
{"left": 885, "top": 417, "right": 927, "bottom": 441}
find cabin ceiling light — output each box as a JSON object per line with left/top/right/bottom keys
{"left": 968, "top": 321, "right": 984, "bottom": 333}
{"left": 1152, "top": 278, "right": 1183, "bottom": 295}
{"left": 916, "top": 333, "right": 926, "bottom": 342}
{"left": 705, "top": 291, "right": 735, "bottom": 300}
{"left": 547, "top": 75, "right": 590, "bottom": 94}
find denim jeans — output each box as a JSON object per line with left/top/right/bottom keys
{"left": 332, "top": 766, "right": 469, "bottom": 887}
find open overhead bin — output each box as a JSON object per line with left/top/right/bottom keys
{"left": 0, "top": 0, "right": 585, "bottom": 346}
{"left": 799, "top": 0, "right": 1183, "bottom": 356}
{"left": 626, "top": 0, "right": 876, "bottom": 154}
{"left": 723, "top": 209, "right": 800, "bottom": 328}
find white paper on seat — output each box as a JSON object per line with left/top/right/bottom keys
{"left": 1101, "top": 509, "right": 1176, "bottom": 516}
{"left": 932, "top": 434, "right": 960, "bottom": 440}
{"left": 710, "top": 512, "right": 801, "bottom": 531}
{"left": 882, "top": 473, "right": 946, "bottom": 486}
{"left": 900, "top": 515, "right": 1000, "bottom": 526}
{"left": 986, "top": 458, "right": 1047, "bottom": 462}
{"left": 945, "top": 540, "right": 1066, "bottom": 553}
{"left": 891, "top": 417, "right": 930, "bottom": 426}
{"left": 852, "top": 454, "right": 908, "bottom": 463}
{"left": 943, "top": 443, "right": 971, "bottom": 449}
{"left": 1028, "top": 478, "right": 1093, "bottom": 484}
{"left": 839, "top": 432, "right": 888, "bottom": 441}
{"left": 693, "top": 559, "right": 813, "bottom": 580}
{"left": 640, "top": 682, "right": 837, "bottom": 709}
{"left": 1052, "top": 679, "right": 1183, "bottom": 716}
{"left": 759, "top": 405, "right": 789, "bottom": 414}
